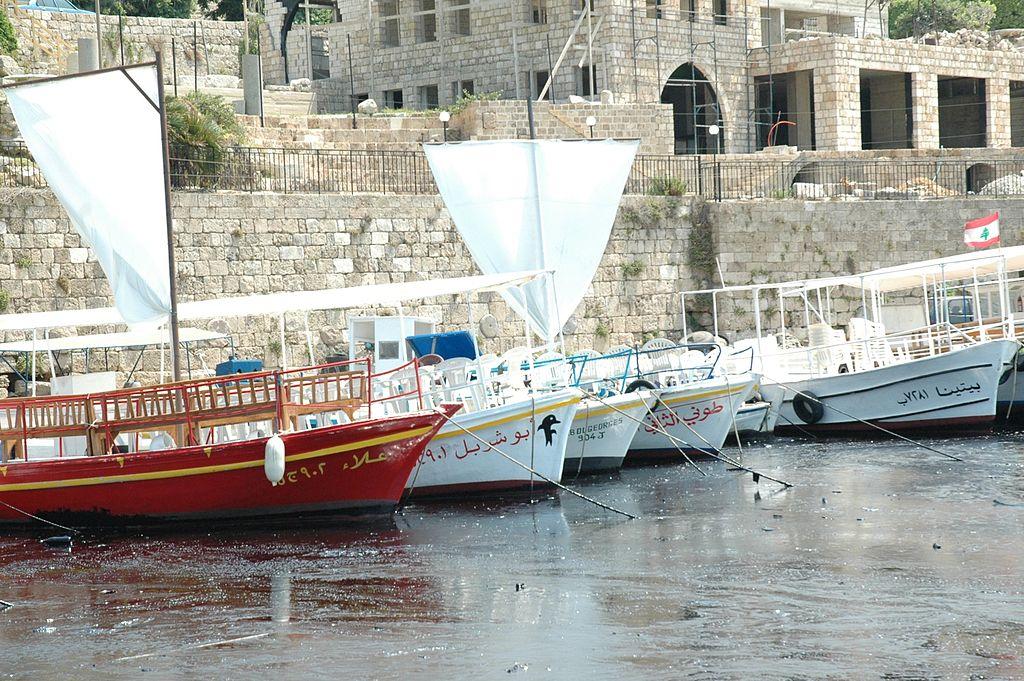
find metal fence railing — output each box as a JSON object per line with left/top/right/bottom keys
{"left": 4, "top": 140, "right": 1024, "bottom": 201}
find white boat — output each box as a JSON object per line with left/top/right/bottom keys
{"left": 682, "top": 247, "right": 1024, "bottom": 435}
{"left": 562, "top": 390, "right": 657, "bottom": 475}
{"left": 628, "top": 374, "right": 758, "bottom": 459}
{"left": 405, "top": 390, "right": 581, "bottom": 497}
{"left": 732, "top": 400, "right": 777, "bottom": 436}
{"left": 760, "top": 339, "right": 1017, "bottom": 432}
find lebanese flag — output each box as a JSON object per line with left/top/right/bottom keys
{"left": 964, "top": 212, "right": 1000, "bottom": 248}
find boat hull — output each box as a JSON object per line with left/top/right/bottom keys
{"left": 405, "top": 391, "right": 581, "bottom": 497}
{"left": 627, "top": 375, "right": 758, "bottom": 460}
{"left": 732, "top": 400, "right": 778, "bottom": 437}
{"left": 562, "top": 391, "right": 655, "bottom": 476}
{"left": 764, "top": 340, "right": 1017, "bottom": 434}
{"left": 0, "top": 408, "right": 454, "bottom": 526}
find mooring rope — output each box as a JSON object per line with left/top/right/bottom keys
{"left": 763, "top": 374, "right": 962, "bottom": 462}
{"left": 578, "top": 388, "right": 793, "bottom": 488}
{"left": 0, "top": 498, "right": 81, "bottom": 535}
{"left": 433, "top": 408, "right": 638, "bottom": 520}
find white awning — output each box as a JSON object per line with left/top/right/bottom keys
{"left": 781, "top": 245, "right": 1024, "bottom": 295}
{"left": 175, "top": 270, "right": 548, "bottom": 321}
{"left": 0, "top": 271, "right": 548, "bottom": 332}
{"left": 0, "top": 328, "right": 226, "bottom": 353}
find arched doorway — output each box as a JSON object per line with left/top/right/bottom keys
{"left": 661, "top": 64, "right": 722, "bottom": 155}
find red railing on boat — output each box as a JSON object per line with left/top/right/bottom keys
{"left": 0, "top": 355, "right": 426, "bottom": 462}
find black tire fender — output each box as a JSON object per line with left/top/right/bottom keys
{"left": 792, "top": 390, "right": 825, "bottom": 424}
{"left": 625, "top": 379, "right": 657, "bottom": 393}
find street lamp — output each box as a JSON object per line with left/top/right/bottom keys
{"left": 708, "top": 124, "right": 721, "bottom": 201}
{"left": 439, "top": 110, "right": 451, "bottom": 142}
{"left": 586, "top": 115, "right": 597, "bottom": 139}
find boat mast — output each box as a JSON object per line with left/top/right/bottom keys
{"left": 155, "top": 51, "right": 183, "bottom": 382}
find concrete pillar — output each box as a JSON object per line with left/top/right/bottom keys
{"left": 911, "top": 71, "right": 939, "bottom": 149}
{"left": 242, "top": 54, "right": 263, "bottom": 116}
{"left": 813, "top": 64, "right": 860, "bottom": 151}
{"left": 792, "top": 69, "right": 813, "bottom": 149}
{"left": 65, "top": 52, "right": 79, "bottom": 75}
{"left": 77, "top": 38, "right": 98, "bottom": 72}
{"left": 986, "top": 77, "right": 1011, "bottom": 149}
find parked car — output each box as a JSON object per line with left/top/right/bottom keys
{"left": 17, "top": 0, "right": 94, "bottom": 14}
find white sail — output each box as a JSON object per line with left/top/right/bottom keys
{"left": 424, "top": 139, "right": 639, "bottom": 341}
{"left": 5, "top": 64, "right": 171, "bottom": 324}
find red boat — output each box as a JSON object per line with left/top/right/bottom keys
{"left": 0, "top": 358, "right": 456, "bottom": 525}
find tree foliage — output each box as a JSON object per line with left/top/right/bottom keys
{"left": 0, "top": 6, "right": 18, "bottom": 56}
{"left": 90, "top": 0, "right": 195, "bottom": 18}
{"left": 199, "top": 0, "right": 242, "bottom": 21}
{"left": 991, "top": 0, "right": 1024, "bottom": 29}
{"left": 889, "top": 0, "right": 996, "bottom": 37}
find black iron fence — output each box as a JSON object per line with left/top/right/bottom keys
{"left": 4, "top": 140, "right": 1024, "bottom": 201}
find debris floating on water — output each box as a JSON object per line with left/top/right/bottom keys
{"left": 40, "top": 536, "right": 72, "bottom": 549}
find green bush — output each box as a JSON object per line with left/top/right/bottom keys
{"left": 647, "top": 176, "right": 687, "bottom": 197}
{"left": 889, "top": 0, "right": 996, "bottom": 37}
{"left": 0, "top": 6, "right": 17, "bottom": 57}
{"left": 165, "top": 92, "right": 246, "bottom": 185}
{"left": 447, "top": 90, "right": 502, "bottom": 116}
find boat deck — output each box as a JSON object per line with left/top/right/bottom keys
{"left": 0, "top": 358, "right": 424, "bottom": 462}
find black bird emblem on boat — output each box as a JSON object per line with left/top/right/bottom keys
{"left": 537, "top": 414, "right": 561, "bottom": 446}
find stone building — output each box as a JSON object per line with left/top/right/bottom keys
{"left": 259, "top": 0, "right": 1024, "bottom": 155}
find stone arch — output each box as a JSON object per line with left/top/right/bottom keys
{"left": 660, "top": 62, "right": 724, "bottom": 155}
{"left": 966, "top": 162, "right": 997, "bottom": 194}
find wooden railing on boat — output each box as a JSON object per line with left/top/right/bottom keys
{"left": 0, "top": 357, "right": 425, "bottom": 462}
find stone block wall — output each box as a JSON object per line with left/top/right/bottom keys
{"left": 453, "top": 100, "right": 675, "bottom": 155}
{"left": 1, "top": 187, "right": 1022, "bottom": 383}
{"left": 8, "top": 10, "right": 245, "bottom": 78}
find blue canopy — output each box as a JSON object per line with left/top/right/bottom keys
{"left": 406, "top": 331, "right": 477, "bottom": 361}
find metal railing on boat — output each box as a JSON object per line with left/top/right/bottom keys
{"left": 0, "top": 355, "right": 429, "bottom": 463}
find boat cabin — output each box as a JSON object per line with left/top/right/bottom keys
{"left": 347, "top": 316, "right": 435, "bottom": 372}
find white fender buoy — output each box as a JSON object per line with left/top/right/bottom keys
{"left": 264, "top": 434, "right": 286, "bottom": 484}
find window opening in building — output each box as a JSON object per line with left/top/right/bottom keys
{"left": 533, "top": 70, "right": 551, "bottom": 100}
{"left": 531, "top": 0, "right": 547, "bottom": 23}
{"left": 384, "top": 88, "right": 404, "bottom": 109}
{"left": 754, "top": 71, "right": 815, "bottom": 151}
{"left": 1011, "top": 81, "right": 1024, "bottom": 147}
{"left": 859, "top": 70, "right": 912, "bottom": 150}
{"left": 415, "top": 0, "right": 437, "bottom": 42}
{"left": 662, "top": 63, "right": 723, "bottom": 154}
{"left": 713, "top": 0, "right": 726, "bottom": 25}
{"left": 380, "top": 0, "right": 401, "bottom": 47}
{"left": 418, "top": 84, "right": 440, "bottom": 109}
{"left": 645, "top": 0, "right": 662, "bottom": 19}
{"left": 448, "top": 0, "right": 470, "bottom": 36}
{"left": 451, "top": 79, "right": 474, "bottom": 101}
{"left": 310, "top": 35, "right": 330, "bottom": 80}
{"left": 578, "top": 64, "right": 600, "bottom": 97}
{"left": 938, "top": 76, "right": 986, "bottom": 148}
